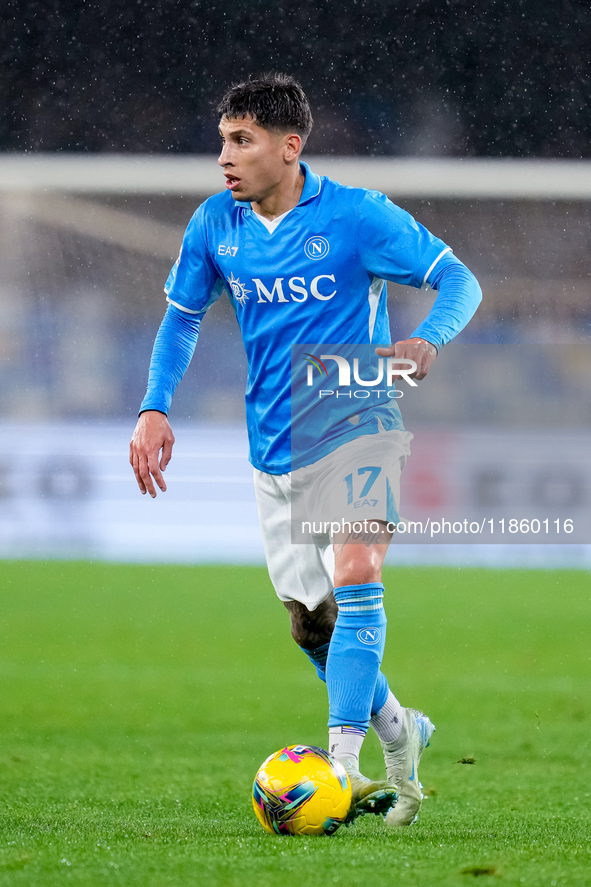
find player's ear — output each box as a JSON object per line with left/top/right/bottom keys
{"left": 283, "top": 132, "right": 302, "bottom": 162}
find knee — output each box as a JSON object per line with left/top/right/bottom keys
{"left": 334, "top": 549, "right": 382, "bottom": 589}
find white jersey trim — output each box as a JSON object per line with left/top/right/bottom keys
{"left": 166, "top": 296, "right": 202, "bottom": 315}
{"left": 421, "top": 246, "right": 453, "bottom": 290}
{"left": 166, "top": 277, "right": 227, "bottom": 315}
{"left": 367, "top": 276, "right": 384, "bottom": 342}
{"left": 307, "top": 173, "right": 322, "bottom": 200}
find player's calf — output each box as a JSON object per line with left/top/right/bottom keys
{"left": 284, "top": 594, "right": 337, "bottom": 649}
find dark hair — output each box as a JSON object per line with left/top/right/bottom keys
{"left": 217, "top": 73, "right": 313, "bottom": 145}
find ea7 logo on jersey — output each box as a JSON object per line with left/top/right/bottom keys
{"left": 218, "top": 245, "right": 239, "bottom": 256}
{"left": 304, "top": 236, "right": 330, "bottom": 260}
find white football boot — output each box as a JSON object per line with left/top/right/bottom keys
{"left": 382, "top": 708, "right": 435, "bottom": 827}
{"left": 342, "top": 760, "right": 398, "bottom": 822}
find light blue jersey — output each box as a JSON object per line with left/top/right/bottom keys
{"left": 142, "top": 161, "right": 481, "bottom": 473}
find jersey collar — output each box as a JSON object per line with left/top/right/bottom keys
{"left": 235, "top": 160, "right": 321, "bottom": 211}
{"left": 297, "top": 161, "right": 322, "bottom": 204}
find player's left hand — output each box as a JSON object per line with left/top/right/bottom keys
{"left": 375, "top": 337, "right": 437, "bottom": 381}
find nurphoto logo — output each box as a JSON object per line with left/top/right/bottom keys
{"left": 302, "top": 351, "right": 418, "bottom": 399}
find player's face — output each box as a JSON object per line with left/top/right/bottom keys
{"left": 218, "top": 116, "right": 293, "bottom": 204}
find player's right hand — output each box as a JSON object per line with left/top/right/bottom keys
{"left": 129, "top": 410, "right": 175, "bottom": 498}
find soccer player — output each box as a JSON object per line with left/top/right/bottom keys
{"left": 130, "top": 73, "right": 482, "bottom": 827}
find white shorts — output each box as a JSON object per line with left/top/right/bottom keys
{"left": 253, "top": 428, "right": 412, "bottom": 609}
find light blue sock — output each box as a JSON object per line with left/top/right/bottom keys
{"left": 301, "top": 642, "right": 330, "bottom": 681}
{"left": 302, "top": 644, "right": 389, "bottom": 716}
{"left": 326, "top": 583, "right": 387, "bottom": 730}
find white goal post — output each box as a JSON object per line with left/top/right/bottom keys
{"left": 0, "top": 154, "right": 590, "bottom": 199}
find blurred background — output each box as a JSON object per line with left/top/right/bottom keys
{"left": 0, "top": 0, "right": 590, "bottom": 564}
{"left": 3, "top": 0, "right": 590, "bottom": 158}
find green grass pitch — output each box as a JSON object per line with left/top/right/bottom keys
{"left": 0, "top": 561, "right": 589, "bottom": 886}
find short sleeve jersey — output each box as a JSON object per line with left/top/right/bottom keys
{"left": 165, "top": 161, "right": 451, "bottom": 474}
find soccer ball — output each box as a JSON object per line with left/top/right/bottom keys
{"left": 252, "top": 745, "right": 352, "bottom": 836}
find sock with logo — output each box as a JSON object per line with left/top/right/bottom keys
{"left": 328, "top": 725, "right": 366, "bottom": 769}
{"left": 326, "top": 583, "right": 387, "bottom": 731}
{"left": 301, "top": 644, "right": 390, "bottom": 716}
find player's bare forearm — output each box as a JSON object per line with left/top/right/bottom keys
{"left": 375, "top": 337, "right": 437, "bottom": 381}
{"left": 129, "top": 410, "right": 175, "bottom": 498}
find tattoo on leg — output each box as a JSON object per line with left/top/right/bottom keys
{"left": 333, "top": 520, "right": 392, "bottom": 552}
{"left": 284, "top": 594, "right": 337, "bottom": 649}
